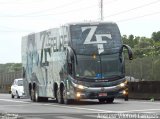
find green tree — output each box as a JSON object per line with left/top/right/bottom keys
{"left": 122, "top": 35, "right": 129, "bottom": 44}
{"left": 154, "top": 41, "right": 160, "bottom": 55}
{"left": 0, "top": 63, "right": 22, "bottom": 73}
{"left": 138, "top": 37, "right": 152, "bottom": 48}
{"left": 152, "top": 31, "right": 160, "bottom": 42}
{"left": 134, "top": 36, "right": 140, "bottom": 47}
{"left": 128, "top": 34, "right": 134, "bottom": 48}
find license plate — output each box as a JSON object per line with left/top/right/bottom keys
{"left": 99, "top": 93, "right": 107, "bottom": 97}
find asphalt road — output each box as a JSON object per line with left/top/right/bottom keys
{"left": 0, "top": 94, "right": 160, "bottom": 119}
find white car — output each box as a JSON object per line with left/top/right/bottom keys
{"left": 11, "top": 78, "right": 25, "bottom": 98}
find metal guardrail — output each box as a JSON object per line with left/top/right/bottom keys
{"left": 129, "top": 81, "right": 160, "bottom": 100}
{"left": 0, "top": 71, "right": 22, "bottom": 93}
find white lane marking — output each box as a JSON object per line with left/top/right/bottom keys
{"left": 0, "top": 98, "right": 112, "bottom": 113}
{"left": 56, "top": 116, "right": 81, "bottom": 119}
{"left": 0, "top": 99, "right": 31, "bottom": 104}
{"left": 130, "top": 100, "right": 160, "bottom": 105}
{"left": 85, "top": 114, "right": 96, "bottom": 118}
{"left": 1, "top": 105, "right": 29, "bottom": 107}
{"left": 41, "top": 103, "right": 113, "bottom": 113}
{"left": 1, "top": 99, "right": 160, "bottom": 113}
{"left": 117, "top": 109, "right": 160, "bottom": 113}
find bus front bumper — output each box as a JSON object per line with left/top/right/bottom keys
{"left": 72, "top": 81, "right": 128, "bottom": 99}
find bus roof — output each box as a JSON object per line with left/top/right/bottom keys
{"left": 65, "top": 21, "right": 117, "bottom": 26}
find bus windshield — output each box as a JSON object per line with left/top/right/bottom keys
{"left": 70, "top": 23, "right": 122, "bottom": 55}
{"left": 75, "top": 53, "right": 124, "bottom": 79}
{"left": 75, "top": 55, "right": 100, "bottom": 79}
{"left": 101, "top": 53, "right": 124, "bottom": 78}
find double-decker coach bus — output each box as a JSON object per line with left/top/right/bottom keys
{"left": 22, "top": 22, "right": 133, "bottom": 104}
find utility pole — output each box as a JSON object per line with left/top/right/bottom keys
{"left": 99, "top": 0, "right": 103, "bottom": 21}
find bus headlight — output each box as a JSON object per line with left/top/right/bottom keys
{"left": 120, "top": 82, "right": 125, "bottom": 87}
{"left": 76, "top": 92, "right": 81, "bottom": 97}
{"left": 78, "top": 85, "right": 85, "bottom": 89}
{"left": 72, "top": 82, "right": 87, "bottom": 89}
{"left": 123, "top": 90, "right": 127, "bottom": 95}
{"left": 120, "top": 80, "right": 127, "bottom": 87}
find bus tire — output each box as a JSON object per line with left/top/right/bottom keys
{"left": 57, "top": 89, "right": 63, "bottom": 104}
{"left": 34, "top": 86, "right": 41, "bottom": 102}
{"left": 32, "top": 87, "right": 39, "bottom": 102}
{"left": 124, "top": 95, "right": 128, "bottom": 101}
{"left": 106, "top": 98, "right": 114, "bottom": 103}
{"left": 98, "top": 98, "right": 106, "bottom": 103}
{"left": 31, "top": 88, "right": 35, "bottom": 101}
{"left": 63, "top": 87, "right": 71, "bottom": 104}
{"left": 29, "top": 84, "right": 32, "bottom": 100}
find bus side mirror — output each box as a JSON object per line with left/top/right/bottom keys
{"left": 122, "top": 44, "right": 133, "bottom": 60}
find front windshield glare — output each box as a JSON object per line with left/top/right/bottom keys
{"left": 75, "top": 55, "right": 101, "bottom": 78}
{"left": 75, "top": 53, "right": 123, "bottom": 79}
{"left": 101, "top": 53, "right": 123, "bottom": 78}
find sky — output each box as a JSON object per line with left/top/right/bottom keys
{"left": 0, "top": 0, "right": 160, "bottom": 63}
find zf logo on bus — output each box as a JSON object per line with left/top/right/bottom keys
{"left": 81, "top": 26, "right": 112, "bottom": 54}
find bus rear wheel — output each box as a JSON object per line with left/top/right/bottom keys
{"left": 57, "top": 89, "right": 63, "bottom": 104}
{"left": 34, "top": 88, "right": 40, "bottom": 102}
{"left": 32, "top": 86, "right": 41, "bottom": 102}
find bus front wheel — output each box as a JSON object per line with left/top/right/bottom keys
{"left": 98, "top": 98, "right": 106, "bottom": 103}
{"left": 63, "top": 87, "right": 71, "bottom": 104}
{"left": 106, "top": 98, "right": 114, "bottom": 103}
{"left": 124, "top": 95, "right": 128, "bottom": 101}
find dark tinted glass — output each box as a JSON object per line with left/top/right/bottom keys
{"left": 70, "top": 23, "right": 122, "bottom": 55}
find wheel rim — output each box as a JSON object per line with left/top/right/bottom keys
{"left": 63, "top": 90, "right": 66, "bottom": 99}
{"left": 35, "top": 90, "right": 38, "bottom": 102}
{"left": 57, "top": 89, "right": 61, "bottom": 103}
{"left": 63, "top": 89, "right": 67, "bottom": 104}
